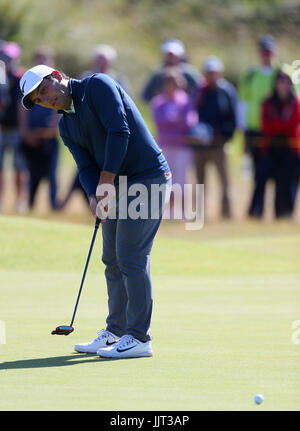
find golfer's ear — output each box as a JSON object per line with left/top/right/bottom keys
{"left": 52, "top": 70, "right": 62, "bottom": 81}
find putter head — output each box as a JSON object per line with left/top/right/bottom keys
{"left": 51, "top": 325, "right": 74, "bottom": 336}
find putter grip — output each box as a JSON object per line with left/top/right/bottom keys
{"left": 95, "top": 217, "right": 101, "bottom": 228}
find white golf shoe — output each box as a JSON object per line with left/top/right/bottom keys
{"left": 97, "top": 334, "right": 153, "bottom": 358}
{"left": 74, "top": 329, "right": 120, "bottom": 353}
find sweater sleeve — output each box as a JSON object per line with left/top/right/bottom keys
{"left": 86, "top": 75, "right": 130, "bottom": 174}
{"left": 141, "top": 71, "right": 162, "bottom": 102}
{"left": 186, "top": 100, "right": 199, "bottom": 128}
{"left": 59, "top": 120, "right": 100, "bottom": 197}
{"left": 238, "top": 70, "right": 252, "bottom": 103}
{"left": 225, "top": 82, "right": 238, "bottom": 137}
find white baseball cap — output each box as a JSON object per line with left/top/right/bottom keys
{"left": 160, "top": 39, "right": 185, "bottom": 57}
{"left": 93, "top": 44, "right": 117, "bottom": 62}
{"left": 203, "top": 56, "right": 224, "bottom": 73}
{"left": 20, "top": 64, "right": 55, "bottom": 109}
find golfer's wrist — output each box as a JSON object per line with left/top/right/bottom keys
{"left": 89, "top": 194, "right": 97, "bottom": 203}
{"left": 99, "top": 171, "right": 116, "bottom": 186}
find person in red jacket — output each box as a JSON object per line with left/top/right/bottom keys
{"left": 250, "top": 69, "right": 300, "bottom": 218}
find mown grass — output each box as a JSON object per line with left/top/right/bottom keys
{"left": 0, "top": 215, "right": 299, "bottom": 410}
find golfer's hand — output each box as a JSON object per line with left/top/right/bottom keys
{"left": 93, "top": 171, "right": 117, "bottom": 220}
{"left": 89, "top": 195, "right": 98, "bottom": 218}
{"left": 95, "top": 184, "right": 116, "bottom": 220}
{"left": 89, "top": 193, "right": 113, "bottom": 219}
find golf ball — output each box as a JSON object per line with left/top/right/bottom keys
{"left": 254, "top": 394, "right": 264, "bottom": 405}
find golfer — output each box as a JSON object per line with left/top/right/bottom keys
{"left": 20, "top": 65, "right": 171, "bottom": 359}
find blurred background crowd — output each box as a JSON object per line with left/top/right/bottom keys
{"left": 1, "top": 0, "right": 300, "bottom": 224}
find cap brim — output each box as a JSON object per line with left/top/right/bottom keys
{"left": 205, "top": 68, "right": 222, "bottom": 73}
{"left": 163, "top": 49, "right": 184, "bottom": 57}
{"left": 22, "top": 94, "right": 35, "bottom": 110}
{"left": 259, "top": 45, "right": 275, "bottom": 52}
{"left": 21, "top": 78, "right": 43, "bottom": 110}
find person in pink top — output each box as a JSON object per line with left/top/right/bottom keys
{"left": 151, "top": 67, "right": 198, "bottom": 216}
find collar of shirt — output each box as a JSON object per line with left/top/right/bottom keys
{"left": 260, "top": 66, "right": 273, "bottom": 76}
{"left": 63, "top": 100, "right": 75, "bottom": 114}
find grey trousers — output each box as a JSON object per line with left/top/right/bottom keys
{"left": 194, "top": 146, "right": 231, "bottom": 218}
{"left": 101, "top": 174, "right": 171, "bottom": 342}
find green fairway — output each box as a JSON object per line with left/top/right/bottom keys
{"left": 0, "top": 215, "right": 299, "bottom": 411}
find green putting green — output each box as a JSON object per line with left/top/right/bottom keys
{"left": 0, "top": 215, "right": 299, "bottom": 410}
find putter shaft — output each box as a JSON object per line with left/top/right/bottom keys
{"left": 70, "top": 217, "right": 101, "bottom": 327}
{"left": 51, "top": 218, "right": 101, "bottom": 336}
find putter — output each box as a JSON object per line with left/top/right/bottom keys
{"left": 51, "top": 217, "right": 101, "bottom": 336}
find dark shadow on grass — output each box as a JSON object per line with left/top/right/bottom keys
{"left": 0, "top": 353, "right": 147, "bottom": 370}
{"left": 0, "top": 354, "right": 99, "bottom": 370}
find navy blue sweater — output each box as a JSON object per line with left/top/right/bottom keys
{"left": 196, "top": 78, "right": 237, "bottom": 140}
{"left": 59, "top": 74, "right": 169, "bottom": 197}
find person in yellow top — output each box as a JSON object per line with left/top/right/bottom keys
{"left": 238, "top": 35, "right": 278, "bottom": 217}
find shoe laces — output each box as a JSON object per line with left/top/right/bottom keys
{"left": 117, "top": 334, "right": 136, "bottom": 349}
{"left": 95, "top": 329, "right": 109, "bottom": 341}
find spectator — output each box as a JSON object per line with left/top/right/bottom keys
{"left": 80, "top": 44, "right": 130, "bottom": 93}
{"left": 151, "top": 67, "right": 198, "bottom": 215}
{"left": 238, "top": 35, "right": 278, "bottom": 217}
{"left": 0, "top": 43, "right": 11, "bottom": 210}
{"left": 0, "top": 42, "right": 10, "bottom": 122}
{"left": 142, "top": 38, "right": 201, "bottom": 103}
{"left": 250, "top": 69, "right": 300, "bottom": 218}
{"left": 0, "top": 41, "right": 27, "bottom": 213}
{"left": 19, "top": 47, "right": 60, "bottom": 211}
{"left": 57, "top": 173, "right": 89, "bottom": 210}
{"left": 189, "top": 56, "right": 237, "bottom": 219}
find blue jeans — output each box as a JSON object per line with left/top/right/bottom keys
{"left": 101, "top": 173, "right": 171, "bottom": 342}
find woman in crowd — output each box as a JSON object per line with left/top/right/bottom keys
{"left": 151, "top": 67, "right": 198, "bottom": 217}
{"left": 251, "top": 69, "right": 300, "bottom": 218}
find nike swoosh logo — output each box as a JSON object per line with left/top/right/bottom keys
{"left": 106, "top": 340, "right": 116, "bottom": 346}
{"left": 21, "top": 80, "right": 26, "bottom": 94}
{"left": 116, "top": 345, "right": 136, "bottom": 353}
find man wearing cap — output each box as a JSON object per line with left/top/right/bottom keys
{"left": 20, "top": 64, "right": 171, "bottom": 359}
{"left": 80, "top": 44, "right": 130, "bottom": 94}
{"left": 142, "top": 38, "right": 201, "bottom": 102}
{"left": 189, "top": 56, "right": 237, "bottom": 219}
{"left": 238, "top": 35, "right": 278, "bottom": 218}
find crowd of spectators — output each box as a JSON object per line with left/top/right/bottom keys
{"left": 0, "top": 35, "right": 299, "bottom": 220}
{"left": 143, "top": 35, "right": 300, "bottom": 220}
